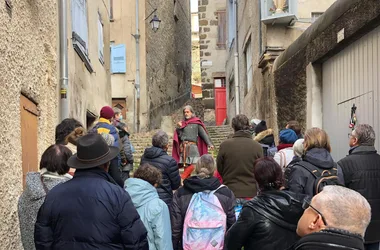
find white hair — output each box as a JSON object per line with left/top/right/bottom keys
{"left": 293, "top": 139, "right": 304, "bottom": 157}
{"left": 183, "top": 105, "right": 196, "bottom": 119}
{"left": 314, "top": 185, "right": 371, "bottom": 237}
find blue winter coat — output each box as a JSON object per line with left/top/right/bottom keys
{"left": 93, "top": 118, "right": 120, "bottom": 148}
{"left": 34, "top": 168, "right": 148, "bottom": 250}
{"left": 125, "top": 178, "right": 173, "bottom": 250}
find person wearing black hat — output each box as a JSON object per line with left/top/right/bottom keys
{"left": 34, "top": 133, "right": 148, "bottom": 250}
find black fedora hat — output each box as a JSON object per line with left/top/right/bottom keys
{"left": 68, "top": 133, "right": 119, "bottom": 169}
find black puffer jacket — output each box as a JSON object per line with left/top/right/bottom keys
{"left": 225, "top": 190, "right": 307, "bottom": 250}
{"left": 141, "top": 146, "right": 181, "bottom": 206}
{"left": 288, "top": 229, "right": 365, "bottom": 250}
{"left": 338, "top": 145, "right": 380, "bottom": 243}
{"left": 171, "top": 177, "right": 236, "bottom": 250}
{"left": 285, "top": 148, "right": 344, "bottom": 197}
{"left": 34, "top": 168, "right": 148, "bottom": 250}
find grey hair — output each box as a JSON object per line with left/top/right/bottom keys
{"left": 113, "top": 107, "right": 121, "bottom": 115}
{"left": 353, "top": 124, "right": 376, "bottom": 146}
{"left": 195, "top": 154, "right": 215, "bottom": 179}
{"left": 293, "top": 139, "right": 304, "bottom": 157}
{"left": 314, "top": 185, "right": 371, "bottom": 237}
{"left": 183, "top": 105, "right": 196, "bottom": 119}
{"left": 152, "top": 130, "right": 169, "bottom": 148}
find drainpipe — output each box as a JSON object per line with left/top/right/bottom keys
{"left": 234, "top": 0, "right": 240, "bottom": 115}
{"left": 133, "top": 0, "right": 141, "bottom": 133}
{"left": 59, "top": 0, "right": 69, "bottom": 121}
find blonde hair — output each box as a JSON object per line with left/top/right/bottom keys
{"left": 304, "top": 127, "right": 331, "bottom": 152}
{"left": 195, "top": 154, "right": 215, "bottom": 179}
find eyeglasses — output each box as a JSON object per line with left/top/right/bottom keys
{"left": 302, "top": 199, "right": 328, "bottom": 226}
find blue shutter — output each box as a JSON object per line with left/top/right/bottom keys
{"left": 111, "top": 44, "right": 126, "bottom": 73}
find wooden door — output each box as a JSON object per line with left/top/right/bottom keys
{"left": 20, "top": 95, "right": 39, "bottom": 187}
{"left": 112, "top": 98, "right": 127, "bottom": 119}
{"left": 215, "top": 78, "right": 227, "bottom": 126}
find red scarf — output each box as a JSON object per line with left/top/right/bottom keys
{"left": 172, "top": 117, "right": 209, "bottom": 163}
{"left": 277, "top": 143, "right": 294, "bottom": 151}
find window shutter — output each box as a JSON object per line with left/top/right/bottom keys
{"left": 111, "top": 44, "right": 126, "bottom": 73}
{"left": 98, "top": 16, "right": 104, "bottom": 63}
{"left": 217, "top": 11, "right": 226, "bottom": 49}
{"left": 72, "top": 0, "right": 88, "bottom": 53}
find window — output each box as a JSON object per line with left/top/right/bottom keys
{"left": 217, "top": 11, "right": 226, "bottom": 49}
{"left": 229, "top": 78, "right": 235, "bottom": 101}
{"left": 261, "top": 0, "right": 297, "bottom": 25}
{"left": 71, "top": 0, "right": 93, "bottom": 72}
{"left": 228, "top": 0, "right": 236, "bottom": 48}
{"left": 245, "top": 40, "right": 253, "bottom": 93}
{"left": 214, "top": 78, "right": 226, "bottom": 88}
{"left": 86, "top": 110, "right": 97, "bottom": 129}
{"left": 98, "top": 14, "right": 104, "bottom": 64}
{"left": 311, "top": 12, "right": 323, "bottom": 23}
{"left": 111, "top": 44, "right": 126, "bottom": 74}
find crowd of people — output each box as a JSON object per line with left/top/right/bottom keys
{"left": 16, "top": 105, "right": 380, "bottom": 250}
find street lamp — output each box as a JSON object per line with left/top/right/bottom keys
{"left": 150, "top": 14, "right": 161, "bottom": 32}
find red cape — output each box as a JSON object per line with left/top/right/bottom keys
{"left": 172, "top": 117, "right": 209, "bottom": 163}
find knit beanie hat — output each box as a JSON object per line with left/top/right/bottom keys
{"left": 279, "top": 129, "right": 298, "bottom": 144}
{"left": 255, "top": 120, "right": 267, "bottom": 135}
{"left": 100, "top": 106, "right": 114, "bottom": 120}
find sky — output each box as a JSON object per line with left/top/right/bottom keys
{"left": 191, "top": 0, "right": 198, "bottom": 13}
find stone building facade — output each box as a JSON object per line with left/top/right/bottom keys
{"left": 273, "top": 0, "right": 380, "bottom": 160}
{"left": 198, "top": 0, "right": 227, "bottom": 125}
{"left": 225, "top": 0, "right": 335, "bottom": 132}
{"left": 0, "top": 0, "right": 111, "bottom": 248}
{"left": 67, "top": 0, "right": 112, "bottom": 127}
{"left": 111, "top": 0, "right": 191, "bottom": 132}
{"left": 0, "top": 1, "right": 58, "bottom": 249}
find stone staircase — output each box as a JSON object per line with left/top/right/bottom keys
{"left": 130, "top": 125, "right": 233, "bottom": 167}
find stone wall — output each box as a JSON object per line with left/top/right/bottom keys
{"left": 273, "top": 0, "right": 380, "bottom": 129}
{"left": 146, "top": 0, "right": 192, "bottom": 130}
{"left": 68, "top": 0, "right": 112, "bottom": 125}
{"left": 226, "top": 0, "right": 263, "bottom": 123}
{"left": 0, "top": 1, "right": 58, "bottom": 249}
{"left": 198, "top": 0, "right": 227, "bottom": 123}
{"left": 226, "top": 0, "right": 336, "bottom": 132}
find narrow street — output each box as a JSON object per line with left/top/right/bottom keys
{"left": 1, "top": 0, "right": 380, "bottom": 249}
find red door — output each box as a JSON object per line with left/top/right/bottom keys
{"left": 215, "top": 87, "right": 227, "bottom": 125}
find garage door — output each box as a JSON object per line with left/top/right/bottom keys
{"left": 322, "top": 25, "right": 380, "bottom": 161}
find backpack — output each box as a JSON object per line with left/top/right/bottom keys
{"left": 297, "top": 161, "right": 340, "bottom": 195}
{"left": 183, "top": 185, "right": 227, "bottom": 250}
{"left": 261, "top": 143, "right": 276, "bottom": 157}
